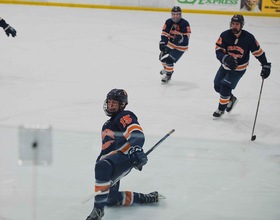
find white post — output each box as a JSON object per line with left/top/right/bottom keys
{"left": 18, "top": 125, "right": 52, "bottom": 220}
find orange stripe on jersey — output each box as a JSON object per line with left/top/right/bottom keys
{"left": 220, "top": 97, "right": 230, "bottom": 105}
{"left": 215, "top": 45, "right": 221, "bottom": 50}
{"left": 176, "top": 45, "right": 188, "bottom": 52}
{"left": 215, "top": 46, "right": 226, "bottom": 54}
{"left": 172, "top": 30, "right": 181, "bottom": 35}
{"left": 167, "top": 42, "right": 188, "bottom": 52}
{"left": 119, "top": 143, "right": 131, "bottom": 154}
{"left": 124, "top": 191, "right": 133, "bottom": 206}
{"left": 161, "top": 31, "right": 169, "bottom": 38}
{"left": 236, "top": 62, "right": 248, "bottom": 71}
{"left": 99, "top": 150, "right": 118, "bottom": 160}
{"left": 252, "top": 48, "right": 263, "bottom": 57}
{"left": 123, "top": 124, "right": 143, "bottom": 139}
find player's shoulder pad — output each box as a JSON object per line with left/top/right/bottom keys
{"left": 220, "top": 29, "right": 233, "bottom": 38}
{"left": 240, "top": 30, "right": 255, "bottom": 39}
{"left": 179, "top": 18, "right": 190, "bottom": 26}
{"left": 115, "top": 110, "right": 138, "bottom": 121}
{"left": 122, "top": 110, "right": 137, "bottom": 119}
{"left": 165, "top": 18, "right": 174, "bottom": 26}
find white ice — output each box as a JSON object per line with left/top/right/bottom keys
{"left": 0, "top": 4, "right": 280, "bottom": 220}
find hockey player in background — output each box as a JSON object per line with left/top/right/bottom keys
{"left": 159, "top": 6, "right": 191, "bottom": 83}
{"left": 86, "top": 89, "right": 159, "bottom": 220}
{"left": 213, "top": 14, "right": 271, "bottom": 119}
{"left": 0, "top": 17, "right": 16, "bottom": 37}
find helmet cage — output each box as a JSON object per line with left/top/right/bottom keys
{"left": 103, "top": 89, "right": 128, "bottom": 117}
{"left": 171, "top": 6, "right": 182, "bottom": 23}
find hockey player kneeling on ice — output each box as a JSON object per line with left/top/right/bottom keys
{"left": 86, "top": 89, "right": 160, "bottom": 220}
{"left": 159, "top": 6, "right": 191, "bottom": 83}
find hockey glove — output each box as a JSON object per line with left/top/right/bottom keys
{"left": 0, "top": 19, "right": 16, "bottom": 37}
{"left": 5, "top": 25, "right": 16, "bottom": 37}
{"left": 159, "top": 41, "right": 167, "bottom": 52}
{"left": 222, "top": 55, "right": 238, "bottom": 70}
{"left": 128, "top": 146, "right": 148, "bottom": 171}
{"left": 261, "top": 62, "right": 271, "bottom": 79}
{"left": 173, "top": 34, "right": 183, "bottom": 45}
{"left": 159, "top": 50, "right": 169, "bottom": 62}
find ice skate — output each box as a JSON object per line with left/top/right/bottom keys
{"left": 226, "top": 95, "right": 238, "bottom": 113}
{"left": 86, "top": 208, "right": 104, "bottom": 220}
{"left": 161, "top": 74, "right": 171, "bottom": 83}
{"left": 213, "top": 109, "right": 225, "bottom": 119}
{"left": 160, "top": 69, "right": 167, "bottom": 75}
{"left": 145, "top": 191, "right": 159, "bottom": 203}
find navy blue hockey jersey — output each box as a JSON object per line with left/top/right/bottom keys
{"left": 215, "top": 29, "right": 267, "bottom": 71}
{"left": 98, "top": 110, "right": 145, "bottom": 161}
{"left": 161, "top": 18, "right": 191, "bottom": 52}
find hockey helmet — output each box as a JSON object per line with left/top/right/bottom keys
{"left": 104, "top": 89, "right": 128, "bottom": 117}
{"left": 230, "top": 14, "right": 245, "bottom": 34}
{"left": 230, "top": 14, "right": 245, "bottom": 28}
{"left": 171, "top": 6, "right": 182, "bottom": 23}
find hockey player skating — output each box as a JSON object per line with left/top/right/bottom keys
{"left": 213, "top": 14, "right": 271, "bottom": 119}
{"left": 0, "top": 17, "right": 16, "bottom": 37}
{"left": 159, "top": 6, "right": 191, "bottom": 83}
{"left": 86, "top": 89, "right": 159, "bottom": 220}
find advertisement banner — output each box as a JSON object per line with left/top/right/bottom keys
{"left": 177, "top": 0, "right": 279, "bottom": 14}
{"left": 262, "top": 0, "right": 280, "bottom": 13}
{"left": 0, "top": 0, "right": 279, "bottom": 15}
{"left": 177, "top": 0, "right": 240, "bottom": 11}
{"left": 239, "top": 0, "right": 262, "bottom": 12}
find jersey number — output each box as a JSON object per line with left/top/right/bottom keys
{"left": 120, "top": 114, "right": 132, "bottom": 128}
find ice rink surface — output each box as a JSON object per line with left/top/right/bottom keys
{"left": 0, "top": 4, "right": 280, "bottom": 220}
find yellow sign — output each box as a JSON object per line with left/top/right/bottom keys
{"left": 262, "top": 0, "right": 280, "bottom": 13}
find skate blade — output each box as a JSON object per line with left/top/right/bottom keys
{"left": 158, "top": 194, "right": 166, "bottom": 200}
{"left": 161, "top": 77, "right": 171, "bottom": 84}
{"left": 212, "top": 114, "right": 224, "bottom": 120}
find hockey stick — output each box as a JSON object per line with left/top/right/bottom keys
{"left": 81, "top": 129, "right": 175, "bottom": 204}
{"left": 251, "top": 78, "right": 264, "bottom": 141}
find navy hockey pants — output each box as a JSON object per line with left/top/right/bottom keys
{"left": 161, "top": 49, "right": 185, "bottom": 75}
{"left": 94, "top": 152, "right": 131, "bottom": 209}
{"left": 214, "top": 66, "right": 246, "bottom": 96}
{"left": 168, "top": 49, "right": 184, "bottom": 63}
{"left": 214, "top": 66, "right": 246, "bottom": 111}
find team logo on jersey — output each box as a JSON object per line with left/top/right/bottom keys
{"left": 102, "top": 129, "right": 115, "bottom": 140}
{"left": 102, "top": 129, "right": 115, "bottom": 150}
{"left": 227, "top": 46, "right": 244, "bottom": 59}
